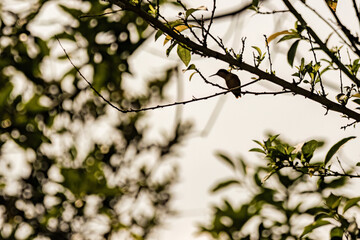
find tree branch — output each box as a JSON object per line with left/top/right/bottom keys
{"left": 109, "top": 0, "right": 360, "bottom": 122}
{"left": 282, "top": 0, "right": 360, "bottom": 87}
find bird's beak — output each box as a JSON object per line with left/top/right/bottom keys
{"left": 209, "top": 73, "right": 217, "bottom": 77}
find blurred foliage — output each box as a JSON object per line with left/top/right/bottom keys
{"left": 200, "top": 135, "right": 360, "bottom": 239}
{"left": 0, "top": 0, "right": 191, "bottom": 239}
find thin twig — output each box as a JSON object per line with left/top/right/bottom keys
{"left": 176, "top": 0, "right": 225, "bottom": 52}
{"left": 302, "top": 2, "right": 352, "bottom": 51}
{"left": 156, "top": 0, "right": 159, "bottom": 19}
{"left": 264, "top": 35, "right": 273, "bottom": 74}
{"left": 182, "top": 18, "right": 203, "bottom": 44}
{"left": 56, "top": 37, "right": 127, "bottom": 113}
{"left": 243, "top": 90, "right": 292, "bottom": 95}
{"left": 336, "top": 157, "right": 347, "bottom": 175}
{"left": 239, "top": 37, "right": 246, "bottom": 63}
{"left": 257, "top": 9, "right": 289, "bottom": 14}
{"left": 340, "top": 120, "right": 357, "bottom": 130}
{"left": 57, "top": 37, "right": 249, "bottom": 113}
{"left": 58, "top": 36, "right": 276, "bottom": 114}
{"left": 338, "top": 50, "right": 343, "bottom": 93}
{"left": 196, "top": 68, "right": 227, "bottom": 90}
{"left": 204, "top": 0, "right": 216, "bottom": 45}
{"left": 284, "top": 164, "right": 360, "bottom": 178}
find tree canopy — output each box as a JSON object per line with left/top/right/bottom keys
{"left": 1, "top": 0, "right": 360, "bottom": 239}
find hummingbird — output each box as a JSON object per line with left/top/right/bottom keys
{"left": 210, "top": 69, "right": 241, "bottom": 98}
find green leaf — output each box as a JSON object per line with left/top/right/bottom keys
{"left": 324, "top": 136, "right": 356, "bottom": 166}
{"left": 251, "top": 46, "right": 262, "bottom": 56}
{"left": 189, "top": 72, "right": 197, "bottom": 81}
{"left": 267, "top": 30, "right": 291, "bottom": 43}
{"left": 352, "top": 98, "right": 360, "bottom": 105}
{"left": 287, "top": 40, "right": 300, "bottom": 66}
{"left": 25, "top": 94, "right": 49, "bottom": 113}
{"left": 148, "top": 4, "right": 156, "bottom": 15}
{"left": 177, "top": 44, "right": 191, "bottom": 66}
{"left": 324, "top": 177, "right": 347, "bottom": 189}
{"left": 343, "top": 197, "right": 360, "bottom": 213}
{"left": 253, "top": 140, "right": 264, "bottom": 148}
{"left": 166, "top": 41, "right": 177, "bottom": 56}
{"left": 216, "top": 152, "right": 235, "bottom": 170}
{"left": 269, "top": 134, "right": 280, "bottom": 142}
{"left": 238, "top": 157, "right": 247, "bottom": 175}
{"left": 315, "top": 212, "right": 331, "bottom": 221}
{"left": 301, "top": 220, "right": 331, "bottom": 237}
{"left": 59, "top": 4, "right": 83, "bottom": 18}
{"left": 252, "top": 0, "right": 259, "bottom": 7}
{"left": 249, "top": 148, "right": 265, "bottom": 154}
{"left": 183, "top": 63, "right": 196, "bottom": 72}
{"left": 0, "top": 82, "right": 13, "bottom": 108}
{"left": 35, "top": 37, "right": 50, "bottom": 56}
{"left": 278, "top": 34, "right": 300, "bottom": 42}
{"left": 211, "top": 179, "right": 240, "bottom": 192}
{"left": 93, "top": 62, "right": 108, "bottom": 90}
{"left": 164, "top": 24, "right": 199, "bottom": 45}
{"left": 326, "top": 193, "right": 341, "bottom": 210}
{"left": 330, "top": 227, "right": 343, "bottom": 239}
{"left": 301, "top": 139, "right": 320, "bottom": 162}
{"left": 155, "top": 30, "right": 163, "bottom": 41}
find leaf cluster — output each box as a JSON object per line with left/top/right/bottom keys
{"left": 250, "top": 135, "right": 356, "bottom": 179}
{"left": 0, "top": 0, "right": 192, "bottom": 239}
{"left": 200, "top": 136, "right": 360, "bottom": 239}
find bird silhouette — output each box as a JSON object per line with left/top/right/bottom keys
{"left": 210, "top": 69, "right": 241, "bottom": 98}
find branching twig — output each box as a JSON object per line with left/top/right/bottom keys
{"left": 58, "top": 36, "right": 284, "bottom": 114}
{"left": 290, "top": 166, "right": 360, "bottom": 178}
{"left": 340, "top": 120, "right": 357, "bottom": 130}
{"left": 307, "top": 31, "right": 326, "bottom": 96}
{"left": 176, "top": 0, "right": 225, "bottom": 51}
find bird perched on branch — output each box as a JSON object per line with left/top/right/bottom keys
{"left": 210, "top": 69, "right": 241, "bottom": 98}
